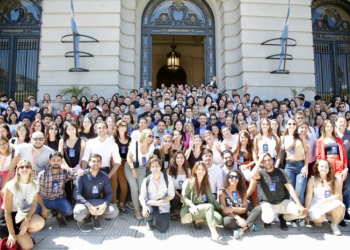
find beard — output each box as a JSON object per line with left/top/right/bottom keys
{"left": 52, "top": 164, "right": 60, "bottom": 169}
{"left": 32, "top": 144, "right": 43, "bottom": 149}
{"left": 225, "top": 161, "right": 234, "bottom": 168}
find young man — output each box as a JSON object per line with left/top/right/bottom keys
{"left": 74, "top": 154, "right": 119, "bottom": 232}
{"left": 71, "top": 95, "right": 82, "bottom": 116}
{"left": 140, "top": 158, "right": 174, "bottom": 233}
{"left": 252, "top": 153, "right": 307, "bottom": 230}
{"left": 36, "top": 152, "right": 83, "bottom": 227}
{"left": 19, "top": 100, "right": 36, "bottom": 121}
{"left": 182, "top": 107, "right": 199, "bottom": 129}
{"left": 59, "top": 103, "right": 78, "bottom": 120}
{"left": 195, "top": 114, "right": 210, "bottom": 137}
{"left": 52, "top": 94, "right": 64, "bottom": 116}
{"left": 153, "top": 120, "right": 170, "bottom": 146}
{"left": 202, "top": 149, "right": 223, "bottom": 199}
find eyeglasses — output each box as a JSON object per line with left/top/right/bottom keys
{"left": 239, "top": 123, "right": 246, "bottom": 126}
{"left": 210, "top": 118, "right": 217, "bottom": 120}
{"left": 70, "top": 119, "right": 76, "bottom": 122}
{"left": 148, "top": 135, "right": 155, "bottom": 139}
{"left": 18, "top": 165, "right": 32, "bottom": 170}
{"left": 287, "top": 123, "right": 296, "bottom": 125}
{"left": 120, "top": 124, "right": 127, "bottom": 127}
{"left": 228, "top": 175, "right": 240, "bottom": 179}
{"left": 32, "top": 137, "right": 44, "bottom": 141}
{"left": 50, "top": 127, "right": 59, "bottom": 131}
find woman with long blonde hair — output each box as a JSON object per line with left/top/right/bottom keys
{"left": 0, "top": 160, "right": 44, "bottom": 249}
{"left": 152, "top": 134, "right": 173, "bottom": 171}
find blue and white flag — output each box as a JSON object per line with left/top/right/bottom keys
{"left": 277, "top": 0, "right": 291, "bottom": 72}
{"left": 71, "top": 0, "right": 80, "bottom": 68}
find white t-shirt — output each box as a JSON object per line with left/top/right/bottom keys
{"left": 128, "top": 140, "right": 154, "bottom": 165}
{"left": 131, "top": 130, "right": 142, "bottom": 141}
{"left": 2, "top": 179, "right": 38, "bottom": 212}
{"left": 0, "top": 154, "right": 12, "bottom": 171}
{"left": 71, "top": 105, "right": 82, "bottom": 116}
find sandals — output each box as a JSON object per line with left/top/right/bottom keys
{"left": 134, "top": 211, "right": 144, "bottom": 221}
{"left": 119, "top": 204, "right": 129, "bottom": 214}
{"left": 211, "top": 235, "right": 228, "bottom": 245}
{"left": 170, "top": 213, "right": 177, "bottom": 221}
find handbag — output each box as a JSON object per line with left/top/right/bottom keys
{"left": 133, "top": 141, "right": 140, "bottom": 168}
{"left": 0, "top": 237, "right": 21, "bottom": 250}
{"left": 181, "top": 212, "right": 193, "bottom": 224}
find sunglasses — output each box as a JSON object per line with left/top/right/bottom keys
{"left": 70, "top": 119, "right": 76, "bottom": 122}
{"left": 210, "top": 118, "right": 217, "bottom": 120}
{"left": 32, "top": 137, "right": 44, "bottom": 141}
{"left": 287, "top": 123, "right": 296, "bottom": 125}
{"left": 18, "top": 165, "right": 32, "bottom": 170}
{"left": 164, "top": 140, "right": 172, "bottom": 143}
{"left": 229, "top": 175, "right": 240, "bottom": 179}
{"left": 148, "top": 135, "right": 155, "bottom": 139}
{"left": 50, "top": 127, "right": 59, "bottom": 131}
{"left": 120, "top": 124, "right": 127, "bottom": 127}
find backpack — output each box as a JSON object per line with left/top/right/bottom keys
{"left": 145, "top": 172, "right": 169, "bottom": 197}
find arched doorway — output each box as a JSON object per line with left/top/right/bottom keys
{"left": 156, "top": 65, "right": 187, "bottom": 87}
{"left": 141, "top": 0, "right": 215, "bottom": 88}
{"left": 312, "top": 0, "right": 350, "bottom": 99}
{"left": 0, "top": 0, "right": 42, "bottom": 103}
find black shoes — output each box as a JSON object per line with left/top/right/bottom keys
{"left": 264, "top": 223, "right": 271, "bottom": 228}
{"left": 193, "top": 221, "right": 204, "bottom": 230}
{"left": 339, "top": 220, "right": 347, "bottom": 227}
{"left": 146, "top": 220, "right": 155, "bottom": 231}
{"left": 92, "top": 217, "right": 101, "bottom": 230}
{"left": 56, "top": 216, "right": 67, "bottom": 228}
{"left": 278, "top": 215, "right": 288, "bottom": 231}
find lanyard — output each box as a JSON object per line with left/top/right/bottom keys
{"left": 154, "top": 175, "right": 161, "bottom": 193}
{"left": 31, "top": 148, "right": 44, "bottom": 165}
{"left": 0, "top": 155, "right": 6, "bottom": 175}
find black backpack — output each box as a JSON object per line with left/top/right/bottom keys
{"left": 145, "top": 172, "right": 169, "bottom": 196}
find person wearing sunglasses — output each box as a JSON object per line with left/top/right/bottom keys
{"left": 0, "top": 159, "right": 44, "bottom": 249}
{"left": 152, "top": 135, "right": 173, "bottom": 172}
{"left": 125, "top": 129, "right": 155, "bottom": 221}
{"left": 35, "top": 152, "right": 83, "bottom": 228}
{"left": 250, "top": 153, "right": 307, "bottom": 230}
{"left": 281, "top": 118, "right": 309, "bottom": 228}
{"left": 219, "top": 169, "right": 260, "bottom": 239}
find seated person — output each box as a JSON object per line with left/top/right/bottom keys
{"left": 251, "top": 153, "right": 307, "bottom": 230}
{"left": 35, "top": 152, "right": 83, "bottom": 228}
{"left": 139, "top": 158, "right": 175, "bottom": 233}
{"left": 73, "top": 154, "right": 119, "bottom": 232}
{"left": 305, "top": 159, "right": 345, "bottom": 236}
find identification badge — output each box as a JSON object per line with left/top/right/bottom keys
{"left": 164, "top": 161, "right": 169, "bottom": 169}
{"left": 263, "top": 144, "right": 268, "bottom": 153}
{"left": 179, "top": 181, "right": 183, "bottom": 189}
{"left": 142, "top": 157, "right": 147, "bottom": 165}
{"left": 69, "top": 149, "right": 75, "bottom": 157}
{"left": 202, "top": 195, "right": 207, "bottom": 202}
{"left": 92, "top": 185, "right": 98, "bottom": 194}
{"left": 289, "top": 148, "right": 295, "bottom": 154}
{"left": 269, "top": 183, "right": 276, "bottom": 192}
{"left": 232, "top": 191, "right": 238, "bottom": 200}
{"left": 53, "top": 181, "right": 59, "bottom": 191}
{"left": 331, "top": 146, "right": 338, "bottom": 154}
{"left": 121, "top": 146, "right": 126, "bottom": 154}
{"left": 239, "top": 156, "right": 244, "bottom": 162}
{"left": 325, "top": 190, "right": 331, "bottom": 198}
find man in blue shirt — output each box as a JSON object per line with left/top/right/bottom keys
{"left": 19, "top": 100, "right": 36, "bottom": 121}
{"left": 73, "top": 154, "right": 119, "bottom": 232}
{"left": 195, "top": 114, "right": 210, "bottom": 137}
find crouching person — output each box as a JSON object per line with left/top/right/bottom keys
{"left": 0, "top": 160, "right": 44, "bottom": 250}
{"left": 140, "top": 158, "right": 174, "bottom": 233}
{"left": 36, "top": 152, "right": 83, "bottom": 228}
{"left": 73, "top": 154, "right": 119, "bottom": 232}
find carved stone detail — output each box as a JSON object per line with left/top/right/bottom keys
{"left": 0, "top": 0, "right": 41, "bottom": 27}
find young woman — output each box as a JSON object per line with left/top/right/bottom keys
{"left": 129, "top": 104, "right": 138, "bottom": 126}
{"left": 125, "top": 129, "right": 155, "bottom": 221}
{"left": 211, "top": 124, "right": 223, "bottom": 142}
{"left": 304, "top": 108, "right": 314, "bottom": 125}
{"left": 281, "top": 118, "right": 310, "bottom": 227}
{"left": 187, "top": 96, "right": 195, "bottom": 108}
{"left": 0, "top": 160, "right": 44, "bottom": 249}
{"left": 106, "top": 117, "right": 116, "bottom": 138}
{"left": 131, "top": 117, "right": 148, "bottom": 141}
{"left": 305, "top": 159, "right": 345, "bottom": 235}
{"left": 44, "top": 122, "right": 60, "bottom": 151}
{"left": 54, "top": 115, "right": 64, "bottom": 134}
{"left": 167, "top": 151, "right": 191, "bottom": 221}
{"left": 112, "top": 120, "right": 130, "bottom": 214}
{"left": 314, "top": 114, "right": 324, "bottom": 139}
{"left": 185, "top": 135, "right": 203, "bottom": 169}
{"left": 3, "top": 107, "right": 14, "bottom": 124}
{"left": 30, "top": 120, "right": 45, "bottom": 137}
{"left": 276, "top": 113, "right": 286, "bottom": 134}
{"left": 0, "top": 136, "right": 17, "bottom": 207}
{"left": 96, "top": 97, "right": 105, "bottom": 111}
{"left": 79, "top": 117, "right": 96, "bottom": 141}
{"left": 253, "top": 118, "right": 281, "bottom": 166}
{"left": 0, "top": 124, "right": 11, "bottom": 140}
{"left": 316, "top": 120, "right": 348, "bottom": 183}
{"left": 78, "top": 96, "right": 88, "bottom": 111}
{"left": 328, "top": 100, "right": 340, "bottom": 114}
{"left": 181, "top": 162, "right": 227, "bottom": 245}
{"left": 172, "top": 130, "right": 185, "bottom": 152}
{"left": 152, "top": 135, "right": 173, "bottom": 172}
{"left": 234, "top": 131, "right": 258, "bottom": 208}
{"left": 219, "top": 170, "right": 260, "bottom": 239}
{"left": 183, "top": 122, "right": 194, "bottom": 149}
{"left": 205, "top": 95, "right": 213, "bottom": 108}
{"left": 271, "top": 119, "right": 282, "bottom": 137}
{"left": 221, "top": 126, "right": 238, "bottom": 152}
{"left": 234, "top": 111, "right": 246, "bottom": 125}
{"left": 320, "top": 111, "right": 328, "bottom": 121}
{"left": 11, "top": 124, "right": 30, "bottom": 145}
{"left": 58, "top": 122, "right": 86, "bottom": 207}
{"left": 101, "top": 103, "right": 110, "bottom": 120}
{"left": 8, "top": 113, "right": 19, "bottom": 137}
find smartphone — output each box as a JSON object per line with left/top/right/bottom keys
{"left": 156, "top": 136, "right": 160, "bottom": 140}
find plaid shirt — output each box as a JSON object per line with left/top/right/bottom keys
{"left": 38, "top": 167, "right": 77, "bottom": 200}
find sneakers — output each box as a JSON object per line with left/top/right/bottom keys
{"left": 314, "top": 222, "right": 322, "bottom": 227}
{"left": 77, "top": 221, "right": 91, "bottom": 233}
{"left": 250, "top": 224, "right": 260, "bottom": 232}
{"left": 338, "top": 220, "right": 347, "bottom": 227}
{"left": 264, "top": 223, "right": 271, "bottom": 228}
{"left": 146, "top": 220, "right": 155, "bottom": 231}
{"left": 331, "top": 224, "right": 341, "bottom": 236}
{"left": 125, "top": 201, "right": 135, "bottom": 210}
{"left": 278, "top": 215, "right": 288, "bottom": 231}
{"left": 233, "top": 228, "right": 244, "bottom": 239}
{"left": 298, "top": 220, "right": 305, "bottom": 227}
{"left": 344, "top": 212, "right": 350, "bottom": 220}
{"left": 92, "top": 217, "right": 101, "bottom": 230}
{"left": 56, "top": 216, "right": 67, "bottom": 228}
{"left": 291, "top": 221, "right": 298, "bottom": 228}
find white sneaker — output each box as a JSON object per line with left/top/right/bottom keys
{"left": 274, "top": 214, "right": 279, "bottom": 222}
{"left": 291, "top": 221, "right": 298, "bottom": 228}
{"left": 331, "top": 224, "right": 341, "bottom": 236}
{"left": 298, "top": 220, "right": 305, "bottom": 227}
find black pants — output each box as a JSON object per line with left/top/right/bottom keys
{"left": 170, "top": 193, "right": 182, "bottom": 212}
{"left": 145, "top": 206, "right": 170, "bottom": 233}
{"left": 223, "top": 205, "right": 262, "bottom": 230}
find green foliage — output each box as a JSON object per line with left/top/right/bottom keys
{"left": 60, "top": 86, "right": 91, "bottom": 99}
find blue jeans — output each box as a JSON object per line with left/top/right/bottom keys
{"left": 284, "top": 161, "right": 307, "bottom": 205}
{"left": 145, "top": 206, "right": 170, "bottom": 233}
{"left": 35, "top": 197, "right": 73, "bottom": 217}
{"left": 342, "top": 167, "right": 350, "bottom": 212}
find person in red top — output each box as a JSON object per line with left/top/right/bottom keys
{"left": 59, "top": 103, "right": 78, "bottom": 121}
{"left": 316, "top": 120, "right": 348, "bottom": 183}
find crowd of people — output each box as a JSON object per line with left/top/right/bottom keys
{"left": 0, "top": 81, "right": 349, "bottom": 248}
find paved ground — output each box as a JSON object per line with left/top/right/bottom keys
{"left": 31, "top": 210, "right": 350, "bottom": 250}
